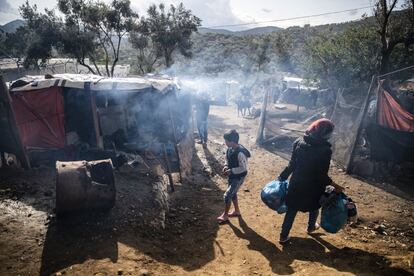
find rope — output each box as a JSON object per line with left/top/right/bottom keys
{"left": 378, "top": 64, "right": 414, "bottom": 79}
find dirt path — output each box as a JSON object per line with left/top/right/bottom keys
{"left": 1, "top": 105, "right": 413, "bottom": 275}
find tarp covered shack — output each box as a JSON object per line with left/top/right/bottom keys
{"left": 0, "top": 74, "right": 194, "bottom": 176}
{"left": 367, "top": 80, "right": 414, "bottom": 163}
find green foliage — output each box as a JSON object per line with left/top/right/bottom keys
{"left": 272, "top": 33, "right": 294, "bottom": 72}
{"left": 129, "top": 30, "right": 162, "bottom": 74}
{"left": 302, "top": 23, "right": 381, "bottom": 88}
{"left": 57, "top": 0, "right": 139, "bottom": 76}
{"left": 374, "top": 0, "right": 414, "bottom": 73}
{"left": 139, "top": 3, "right": 201, "bottom": 68}
{"left": 165, "top": 4, "right": 412, "bottom": 92}
{"left": 249, "top": 36, "right": 271, "bottom": 72}
{"left": 3, "top": 27, "right": 31, "bottom": 65}
{"left": 18, "top": 1, "right": 62, "bottom": 68}
{"left": 18, "top": 0, "right": 138, "bottom": 76}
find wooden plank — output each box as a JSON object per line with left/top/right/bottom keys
{"left": 280, "top": 127, "right": 306, "bottom": 133}
{"left": 162, "top": 144, "right": 174, "bottom": 192}
{"left": 90, "top": 90, "right": 104, "bottom": 149}
{"left": 256, "top": 90, "right": 269, "bottom": 144}
{"left": 177, "top": 132, "right": 191, "bottom": 178}
{"left": 167, "top": 95, "right": 183, "bottom": 182}
{"left": 0, "top": 76, "right": 31, "bottom": 168}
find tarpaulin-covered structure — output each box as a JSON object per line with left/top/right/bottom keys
{"left": 11, "top": 86, "right": 66, "bottom": 149}
{"left": 377, "top": 83, "right": 414, "bottom": 131}
{"left": 367, "top": 80, "right": 414, "bottom": 162}
{"left": 0, "top": 74, "right": 194, "bottom": 178}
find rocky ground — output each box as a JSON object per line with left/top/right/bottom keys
{"left": 0, "top": 105, "right": 413, "bottom": 275}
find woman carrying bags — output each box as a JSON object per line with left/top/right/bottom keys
{"left": 277, "top": 118, "right": 344, "bottom": 244}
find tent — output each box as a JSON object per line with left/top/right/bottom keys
{"left": 0, "top": 74, "right": 194, "bottom": 180}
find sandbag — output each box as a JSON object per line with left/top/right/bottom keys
{"left": 261, "top": 180, "right": 289, "bottom": 214}
{"left": 320, "top": 192, "right": 348, "bottom": 233}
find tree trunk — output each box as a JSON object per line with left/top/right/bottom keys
{"left": 78, "top": 59, "right": 98, "bottom": 75}
{"left": 165, "top": 49, "right": 172, "bottom": 68}
{"left": 110, "top": 57, "right": 118, "bottom": 77}
{"left": 379, "top": 50, "right": 391, "bottom": 74}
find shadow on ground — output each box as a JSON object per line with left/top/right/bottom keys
{"left": 37, "top": 143, "right": 227, "bottom": 274}
{"left": 229, "top": 217, "right": 411, "bottom": 275}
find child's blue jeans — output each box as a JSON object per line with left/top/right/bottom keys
{"left": 223, "top": 176, "right": 245, "bottom": 203}
{"left": 280, "top": 208, "right": 319, "bottom": 239}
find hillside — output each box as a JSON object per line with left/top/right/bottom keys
{"left": 161, "top": 18, "right": 375, "bottom": 78}
{"left": 199, "top": 26, "right": 283, "bottom": 36}
{"left": 0, "top": 20, "right": 25, "bottom": 33}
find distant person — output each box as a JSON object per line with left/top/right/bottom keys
{"left": 195, "top": 95, "right": 210, "bottom": 148}
{"left": 242, "top": 95, "right": 252, "bottom": 116}
{"left": 277, "top": 119, "right": 344, "bottom": 243}
{"left": 236, "top": 95, "right": 252, "bottom": 117}
{"left": 236, "top": 98, "right": 245, "bottom": 117}
{"left": 218, "top": 129, "right": 251, "bottom": 223}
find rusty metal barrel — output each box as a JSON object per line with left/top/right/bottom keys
{"left": 56, "top": 159, "right": 116, "bottom": 215}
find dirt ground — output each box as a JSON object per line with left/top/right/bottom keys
{"left": 1, "top": 105, "right": 414, "bottom": 276}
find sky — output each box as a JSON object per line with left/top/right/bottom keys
{"left": 0, "top": 0, "right": 379, "bottom": 30}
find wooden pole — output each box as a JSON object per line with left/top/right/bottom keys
{"left": 0, "top": 76, "right": 31, "bottom": 168}
{"left": 163, "top": 144, "right": 174, "bottom": 192}
{"left": 167, "top": 95, "right": 183, "bottom": 182}
{"left": 89, "top": 90, "right": 103, "bottom": 149}
{"left": 345, "top": 75, "right": 376, "bottom": 173}
{"left": 256, "top": 90, "right": 269, "bottom": 144}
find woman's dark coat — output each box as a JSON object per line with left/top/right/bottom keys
{"left": 279, "top": 134, "right": 333, "bottom": 212}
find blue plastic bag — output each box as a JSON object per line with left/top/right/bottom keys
{"left": 261, "top": 180, "right": 289, "bottom": 214}
{"left": 320, "top": 192, "right": 348, "bottom": 233}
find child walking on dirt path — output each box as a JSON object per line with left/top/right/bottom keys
{"left": 277, "top": 119, "right": 344, "bottom": 243}
{"left": 218, "top": 129, "right": 251, "bottom": 223}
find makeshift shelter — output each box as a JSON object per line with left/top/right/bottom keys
{"left": 0, "top": 74, "right": 194, "bottom": 181}
{"left": 366, "top": 80, "right": 414, "bottom": 163}
{"left": 257, "top": 66, "right": 414, "bottom": 183}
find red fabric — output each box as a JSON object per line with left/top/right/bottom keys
{"left": 11, "top": 87, "right": 66, "bottom": 149}
{"left": 377, "top": 85, "right": 414, "bottom": 132}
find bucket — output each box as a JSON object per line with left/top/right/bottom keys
{"left": 56, "top": 159, "right": 116, "bottom": 215}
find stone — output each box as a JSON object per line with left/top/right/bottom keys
{"left": 139, "top": 269, "right": 150, "bottom": 275}
{"left": 374, "top": 224, "right": 387, "bottom": 234}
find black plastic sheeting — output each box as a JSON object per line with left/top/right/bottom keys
{"left": 367, "top": 123, "right": 414, "bottom": 162}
